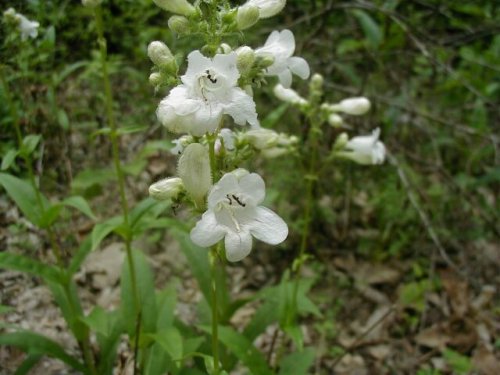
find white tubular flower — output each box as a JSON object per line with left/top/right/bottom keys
{"left": 244, "top": 0, "right": 286, "bottom": 19}
{"left": 243, "top": 128, "right": 279, "bottom": 149}
{"left": 157, "top": 50, "right": 259, "bottom": 136}
{"left": 153, "top": 0, "right": 195, "bottom": 16}
{"left": 255, "top": 29, "right": 310, "bottom": 88}
{"left": 329, "top": 97, "right": 371, "bottom": 116}
{"left": 273, "top": 84, "right": 307, "bottom": 105}
{"left": 7, "top": 10, "right": 40, "bottom": 41}
{"left": 236, "top": 46, "right": 256, "bottom": 74}
{"left": 149, "top": 177, "right": 184, "bottom": 201}
{"left": 178, "top": 143, "right": 212, "bottom": 206}
{"left": 336, "top": 128, "right": 386, "bottom": 165}
{"left": 191, "top": 169, "right": 288, "bottom": 262}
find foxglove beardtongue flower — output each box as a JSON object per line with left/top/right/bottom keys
{"left": 236, "top": 4, "right": 260, "bottom": 30}
{"left": 149, "top": 177, "right": 184, "bottom": 201}
{"left": 329, "top": 97, "right": 371, "bottom": 116}
{"left": 153, "top": 0, "right": 195, "bottom": 16}
{"left": 336, "top": 128, "right": 386, "bottom": 165}
{"left": 178, "top": 143, "right": 212, "bottom": 207}
{"left": 4, "top": 9, "right": 40, "bottom": 40}
{"left": 273, "top": 84, "right": 307, "bottom": 105}
{"left": 255, "top": 29, "right": 310, "bottom": 88}
{"left": 191, "top": 169, "right": 288, "bottom": 262}
{"left": 244, "top": 0, "right": 286, "bottom": 19}
{"left": 157, "top": 50, "right": 259, "bottom": 136}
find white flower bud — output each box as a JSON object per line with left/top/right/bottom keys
{"left": 82, "top": 0, "right": 102, "bottom": 7}
{"left": 168, "top": 15, "right": 190, "bottom": 34}
{"left": 257, "top": 54, "right": 275, "bottom": 69}
{"left": 244, "top": 128, "right": 279, "bottom": 149}
{"left": 219, "top": 43, "right": 232, "bottom": 54}
{"left": 273, "top": 84, "right": 307, "bottom": 105}
{"left": 245, "top": 0, "right": 286, "bottom": 19}
{"left": 153, "top": 0, "right": 195, "bottom": 16}
{"left": 236, "top": 46, "right": 256, "bottom": 74}
{"left": 149, "top": 177, "right": 184, "bottom": 201}
{"left": 237, "top": 5, "right": 260, "bottom": 30}
{"left": 333, "top": 132, "right": 349, "bottom": 150}
{"left": 147, "top": 41, "right": 174, "bottom": 67}
{"left": 328, "top": 113, "right": 343, "bottom": 127}
{"left": 149, "top": 72, "right": 162, "bottom": 86}
{"left": 330, "top": 97, "right": 371, "bottom": 116}
{"left": 177, "top": 143, "right": 212, "bottom": 207}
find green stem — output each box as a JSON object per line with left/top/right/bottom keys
{"left": 93, "top": 7, "right": 140, "bottom": 373}
{"left": 209, "top": 246, "right": 220, "bottom": 375}
{"left": 1, "top": 68, "right": 98, "bottom": 375}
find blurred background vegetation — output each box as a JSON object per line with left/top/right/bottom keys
{"left": 1, "top": 0, "right": 498, "bottom": 374}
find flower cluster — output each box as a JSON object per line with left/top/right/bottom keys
{"left": 3, "top": 8, "right": 39, "bottom": 41}
{"left": 147, "top": 0, "right": 386, "bottom": 262}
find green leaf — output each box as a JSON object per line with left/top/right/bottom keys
{"left": 120, "top": 249, "right": 157, "bottom": 337}
{"left": 1, "top": 149, "right": 18, "bottom": 170}
{"left": 278, "top": 348, "right": 315, "bottom": 375}
{"left": 71, "top": 167, "right": 115, "bottom": 195}
{"left": 262, "top": 103, "right": 289, "bottom": 129}
{"left": 14, "top": 353, "right": 42, "bottom": 375}
{"left": 0, "top": 252, "right": 63, "bottom": 284}
{"left": 62, "top": 196, "right": 97, "bottom": 220}
{"left": 443, "top": 348, "right": 473, "bottom": 375}
{"left": 0, "top": 172, "right": 50, "bottom": 226}
{"left": 0, "top": 332, "right": 86, "bottom": 373}
{"left": 20, "top": 135, "right": 41, "bottom": 156}
{"left": 352, "top": 9, "right": 383, "bottom": 48}
{"left": 68, "top": 236, "right": 92, "bottom": 275}
{"left": 244, "top": 299, "right": 279, "bottom": 341}
{"left": 91, "top": 216, "right": 123, "bottom": 251}
{"left": 81, "top": 306, "right": 110, "bottom": 336}
{"left": 201, "top": 325, "right": 273, "bottom": 375}
{"left": 150, "top": 327, "right": 183, "bottom": 361}
{"left": 57, "top": 109, "right": 69, "bottom": 130}
{"left": 156, "top": 284, "right": 177, "bottom": 331}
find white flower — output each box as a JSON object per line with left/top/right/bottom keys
{"left": 12, "top": 12, "right": 39, "bottom": 40}
{"left": 178, "top": 143, "right": 212, "bottom": 207}
{"left": 336, "top": 128, "right": 386, "bottom": 165}
{"left": 149, "top": 177, "right": 184, "bottom": 200}
{"left": 153, "top": 0, "right": 195, "bottom": 16}
{"left": 191, "top": 169, "right": 288, "bottom": 262}
{"left": 170, "top": 135, "right": 193, "bottom": 155}
{"left": 329, "top": 97, "right": 371, "bottom": 116}
{"left": 273, "top": 84, "right": 307, "bottom": 105}
{"left": 236, "top": 4, "right": 260, "bottom": 30}
{"left": 243, "top": 128, "right": 279, "bottom": 149}
{"left": 244, "top": 0, "right": 286, "bottom": 18}
{"left": 255, "top": 29, "right": 310, "bottom": 88}
{"left": 157, "top": 50, "right": 259, "bottom": 136}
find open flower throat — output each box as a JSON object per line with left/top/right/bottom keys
{"left": 191, "top": 169, "right": 288, "bottom": 262}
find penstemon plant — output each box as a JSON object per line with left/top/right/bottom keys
{"left": 1, "top": 0, "right": 386, "bottom": 374}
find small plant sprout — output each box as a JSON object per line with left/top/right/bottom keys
{"left": 190, "top": 169, "right": 288, "bottom": 262}
{"left": 156, "top": 50, "right": 259, "bottom": 136}
{"left": 256, "top": 29, "right": 310, "bottom": 87}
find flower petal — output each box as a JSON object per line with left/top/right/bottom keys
{"left": 223, "top": 87, "right": 259, "bottom": 127}
{"left": 287, "top": 56, "right": 310, "bottom": 79}
{"left": 248, "top": 206, "right": 288, "bottom": 245}
{"left": 278, "top": 69, "right": 293, "bottom": 88}
{"left": 276, "top": 29, "right": 295, "bottom": 56}
{"left": 225, "top": 230, "right": 253, "bottom": 262}
{"left": 207, "top": 173, "right": 239, "bottom": 208}
{"left": 190, "top": 211, "right": 226, "bottom": 247}
{"left": 182, "top": 50, "right": 212, "bottom": 87}
{"left": 213, "top": 52, "right": 239, "bottom": 87}
{"left": 239, "top": 173, "right": 265, "bottom": 205}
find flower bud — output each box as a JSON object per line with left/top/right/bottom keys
{"left": 330, "top": 97, "right": 371, "bottom": 116}
{"left": 328, "top": 113, "right": 343, "bottom": 127}
{"left": 273, "top": 84, "right": 307, "bottom": 105}
{"left": 177, "top": 143, "right": 212, "bottom": 207}
{"left": 153, "top": 0, "right": 195, "bottom": 16}
{"left": 244, "top": 128, "right": 279, "bottom": 149}
{"left": 219, "top": 43, "right": 232, "bottom": 54}
{"left": 147, "top": 41, "right": 174, "bottom": 67}
{"left": 149, "top": 72, "right": 162, "bottom": 87}
{"left": 149, "top": 177, "right": 184, "bottom": 201}
{"left": 245, "top": 0, "right": 286, "bottom": 19}
{"left": 168, "top": 15, "right": 190, "bottom": 34}
{"left": 310, "top": 73, "right": 324, "bottom": 91}
{"left": 333, "top": 132, "right": 349, "bottom": 150}
{"left": 82, "top": 0, "right": 102, "bottom": 7}
{"left": 236, "top": 5, "right": 260, "bottom": 30}
{"left": 256, "top": 54, "right": 275, "bottom": 69}
{"left": 236, "top": 46, "right": 256, "bottom": 74}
